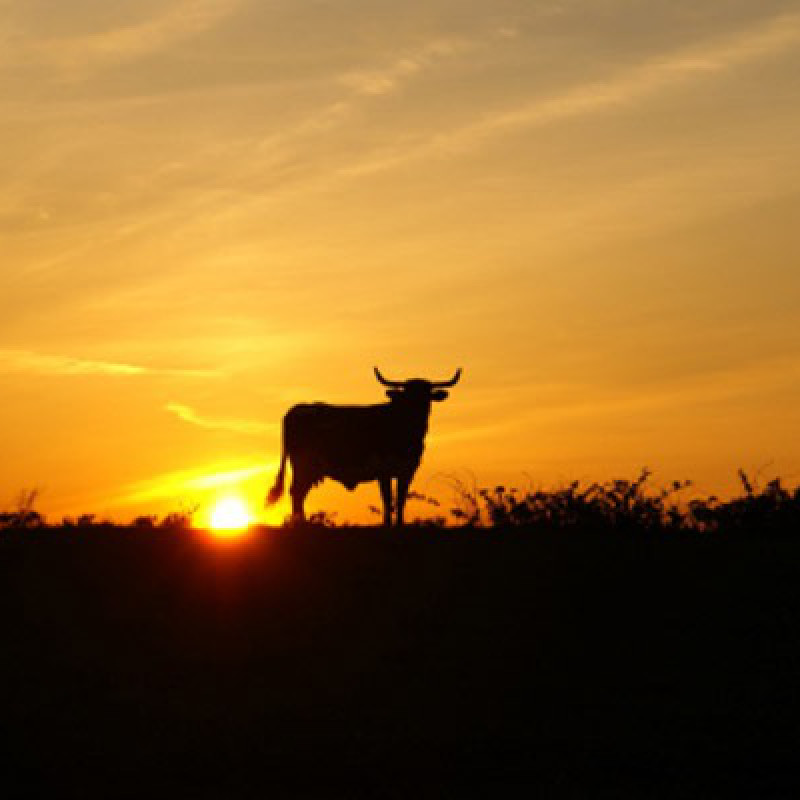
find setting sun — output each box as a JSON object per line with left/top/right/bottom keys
{"left": 209, "top": 496, "right": 252, "bottom": 534}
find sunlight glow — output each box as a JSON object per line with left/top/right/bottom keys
{"left": 209, "top": 496, "right": 252, "bottom": 535}
{"left": 117, "top": 463, "right": 273, "bottom": 506}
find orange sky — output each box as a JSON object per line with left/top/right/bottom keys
{"left": 2, "top": 1, "right": 800, "bottom": 524}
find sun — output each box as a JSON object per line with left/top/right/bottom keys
{"left": 209, "top": 496, "right": 252, "bottom": 535}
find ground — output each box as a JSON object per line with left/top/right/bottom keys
{"left": 2, "top": 527, "right": 798, "bottom": 797}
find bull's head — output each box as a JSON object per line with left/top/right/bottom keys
{"left": 374, "top": 367, "right": 462, "bottom": 403}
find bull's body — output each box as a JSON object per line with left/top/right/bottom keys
{"left": 284, "top": 402, "right": 429, "bottom": 491}
{"left": 266, "top": 370, "right": 461, "bottom": 526}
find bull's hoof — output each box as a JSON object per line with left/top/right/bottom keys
{"left": 284, "top": 514, "right": 306, "bottom": 529}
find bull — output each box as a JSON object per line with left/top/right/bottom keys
{"left": 265, "top": 368, "right": 462, "bottom": 526}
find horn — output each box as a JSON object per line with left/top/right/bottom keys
{"left": 374, "top": 367, "right": 405, "bottom": 388}
{"left": 431, "top": 368, "right": 462, "bottom": 388}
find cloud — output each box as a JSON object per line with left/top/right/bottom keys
{"left": 338, "top": 11, "right": 800, "bottom": 177}
{"left": 28, "top": 0, "right": 242, "bottom": 76}
{"left": 338, "top": 37, "right": 472, "bottom": 97}
{"left": 250, "top": 35, "right": 477, "bottom": 163}
{"left": 0, "top": 349, "right": 218, "bottom": 378}
{"left": 165, "top": 402, "right": 274, "bottom": 434}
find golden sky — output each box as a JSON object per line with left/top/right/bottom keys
{"left": 2, "top": 0, "right": 800, "bottom": 523}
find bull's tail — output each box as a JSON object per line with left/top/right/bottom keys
{"left": 266, "top": 419, "right": 288, "bottom": 506}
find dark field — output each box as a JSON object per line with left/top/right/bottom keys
{"left": 3, "top": 527, "right": 799, "bottom": 798}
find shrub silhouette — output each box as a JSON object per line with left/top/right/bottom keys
{"left": 446, "top": 469, "right": 799, "bottom": 536}
{"left": 687, "top": 472, "right": 800, "bottom": 534}
{"left": 0, "top": 489, "right": 44, "bottom": 530}
{"left": 465, "top": 469, "right": 691, "bottom": 531}
{"left": 307, "top": 510, "right": 338, "bottom": 528}
{"left": 159, "top": 511, "right": 194, "bottom": 530}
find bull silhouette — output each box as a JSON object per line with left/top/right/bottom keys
{"left": 266, "top": 368, "right": 462, "bottom": 526}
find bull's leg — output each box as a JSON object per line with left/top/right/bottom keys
{"left": 289, "top": 477, "right": 311, "bottom": 523}
{"left": 396, "top": 473, "right": 413, "bottom": 527}
{"left": 378, "top": 477, "right": 393, "bottom": 528}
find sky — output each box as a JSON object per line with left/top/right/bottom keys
{"left": 2, "top": 0, "right": 800, "bottom": 524}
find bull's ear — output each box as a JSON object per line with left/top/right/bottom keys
{"left": 431, "top": 389, "right": 449, "bottom": 402}
{"left": 386, "top": 389, "right": 403, "bottom": 400}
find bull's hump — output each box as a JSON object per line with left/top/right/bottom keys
{"left": 286, "top": 402, "right": 331, "bottom": 417}
{"left": 287, "top": 402, "right": 387, "bottom": 417}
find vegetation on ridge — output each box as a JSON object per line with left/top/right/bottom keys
{"left": 2, "top": 469, "right": 799, "bottom": 535}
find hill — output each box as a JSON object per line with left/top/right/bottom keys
{"left": 2, "top": 526, "right": 799, "bottom": 797}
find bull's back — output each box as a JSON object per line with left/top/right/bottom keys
{"left": 282, "top": 403, "right": 420, "bottom": 483}
{"left": 284, "top": 403, "right": 389, "bottom": 453}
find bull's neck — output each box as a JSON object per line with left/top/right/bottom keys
{"left": 390, "top": 401, "right": 432, "bottom": 436}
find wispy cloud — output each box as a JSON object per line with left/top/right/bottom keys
{"left": 339, "top": 11, "right": 800, "bottom": 177}
{"left": 251, "top": 33, "right": 479, "bottom": 160}
{"left": 27, "top": 0, "right": 241, "bottom": 76}
{"left": 338, "top": 37, "right": 472, "bottom": 97}
{"left": 165, "top": 402, "right": 274, "bottom": 434}
{"left": 0, "top": 349, "right": 218, "bottom": 378}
